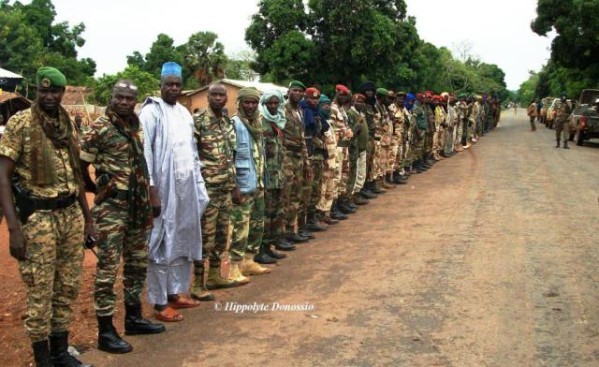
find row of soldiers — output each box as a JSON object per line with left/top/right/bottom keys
{"left": 0, "top": 64, "right": 499, "bottom": 367}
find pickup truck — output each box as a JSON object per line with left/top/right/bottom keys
{"left": 571, "top": 89, "right": 599, "bottom": 146}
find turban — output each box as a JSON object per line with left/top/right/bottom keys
{"left": 36, "top": 67, "right": 66, "bottom": 88}
{"left": 376, "top": 88, "right": 389, "bottom": 97}
{"left": 237, "top": 87, "right": 261, "bottom": 102}
{"left": 259, "top": 89, "right": 286, "bottom": 129}
{"left": 161, "top": 62, "right": 182, "bottom": 78}
{"left": 305, "top": 87, "right": 320, "bottom": 98}
{"left": 335, "top": 84, "right": 350, "bottom": 95}
{"left": 288, "top": 80, "right": 306, "bottom": 90}
{"left": 358, "top": 81, "right": 376, "bottom": 93}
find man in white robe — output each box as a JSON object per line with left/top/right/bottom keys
{"left": 140, "top": 62, "right": 209, "bottom": 322}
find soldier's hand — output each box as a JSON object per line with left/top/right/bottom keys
{"left": 149, "top": 186, "right": 161, "bottom": 218}
{"left": 232, "top": 187, "right": 244, "bottom": 205}
{"left": 9, "top": 227, "right": 26, "bottom": 261}
{"left": 84, "top": 221, "right": 98, "bottom": 248}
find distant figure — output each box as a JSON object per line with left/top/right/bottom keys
{"left": 527, "top": 100, "right": 538, "bottom": 131}
{"left": 513, "top": 102, "right": 518, "bottom": 116}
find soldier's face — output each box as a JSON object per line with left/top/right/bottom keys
{"left": 241, "top": 98, "right": 259, "bottom": 117}
{"left": 37, "top": 87, "right": 64, "bottom": 113}
{"left": 396, "top": 96, "right": 405, "bottom": 106}
{"left": 321, "top": 102, "right": 331, "bottom": 113}
{"left": 265, "top": 96, "right": 280, "bottom": 115}
{"left": 288, "top": 88, "right": 304, "bottom": 103}
{"left": 111, "top": 88, "right": 137, "bottom": 117}
{"left": 306, "top": 95, "right": 319, "bottom": 109}
{"left": 208, "top": 85, "right": 228, "bottom": 112}
{"left": 337, "top": 94, "right": 350, "bottom": 105}
{"left": 354, "top": 100, "right": 365, "bottom": 111}
{"left": 161, "top": 76, "right": 182, "bottom": 105}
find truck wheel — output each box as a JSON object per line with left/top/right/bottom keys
{"left": 576, "top": 131, "right": 585, "bottom": 146}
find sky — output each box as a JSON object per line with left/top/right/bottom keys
{"left": 49, "top": 0, "right": 554, "bottom": 90}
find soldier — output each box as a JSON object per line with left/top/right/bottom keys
{"left": 0, "top": 66, "right": 94, "bottom": 367}
{"left": 412, "top": 93, "right": 431, "bottom": 173}
{"left": 358, "top": 82, "right": 383, "bottom": 197}
{"left": 192, "top": 82, "right": 242, "bottom": 297}
{"left": 433, "top": 95, "right": 445, "bottom": 160}
{"left": 140, "top": 62, "right": 209, "bottom": 322}
{"left": 388, "top": 92, "right": 409, "bottom": 184}
{"left": 315, "top": 94, "right": 340, "bottom": 225}
{"left": 527, "top": 99, "right": 538, "bottom": 131}
{"left": 301, "top": 87, "right": 329, "bottom": 232}
{"left": 256, "top": 90, "right": 290, "bottom": 265}
{"left": 376, "top": 88, "right": 396, "bottom": 189}
{"left": 282, "top": 81, "right": 312, "bottom": 243}
{"left": 347, "top": 93, "right": 370, "bottom": 203}
{"left": 229, "top": 87, "right": 273, "bottom": 283}
{"left": 554, "top": 95, "right": 572, "bottom": 149}
{"left": 80, "top": 80, "right": 165, "bottom": 354}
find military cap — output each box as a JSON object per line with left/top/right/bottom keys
{"left": 305, "top": 87, "right": 320, "bottom": 98}
{"left": 335, "top": 84, "right": 350, "bottom": 95}
{"left": 376, "top": 88, "right": 389, "bottom": 97}
{"left": 353, "top": 93, "right": 367, "bottom": 102}
{"left": 289, "top": 80, "right": 306, "bottom": 90}
{"left": 36, "top": 67, "right": 66, "bottom": 88}
{"left": 319, "top": 94, "right": 331, "bottom": 105}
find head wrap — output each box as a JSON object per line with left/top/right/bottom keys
{"left": 319, "top": 94, "right": 331, "bottom": 105}
{"left": 305, "top": 87, "right": 321, "bottom": 98}
{"left": 161, "top": 62, "right": 182, "bottom": 78}
{"left": 259, "top": 89, "right": 286, "bottom": 129}
{"left": 237, "top": 87, "right": 261, "bottom": 102}
{"left": 358, "top": 81, "right": 376, "bottom": 93}
{"left": 318, "top": 94, "right": 332, "bottom": 121}
{"left": 335, "top": 84, "right": 350, "bottom": 95}
{"left": 36, "top": 67, "right": 66, "bottom": 88}
{"left": 288, "top": 80, "right": 306, "bottom": 90}
{"left": 404, "top": 93, "right": 416, "bottom": 111}
{"left": 376, "top": 88, "right": 389, "bottom": 97}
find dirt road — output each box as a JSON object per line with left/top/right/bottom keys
{"left": 3, "top": 110, "right": 599, "bottom": 366}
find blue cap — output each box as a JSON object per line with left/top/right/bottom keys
{"left": 161, "top": 62, "right": 182, "bottom": 78}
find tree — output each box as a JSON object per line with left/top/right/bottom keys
{"left": 91, "top": 65, "right": 159, "bottom": 105}
{"left": 183, "top": 31, "right": 227, "bottom": 87}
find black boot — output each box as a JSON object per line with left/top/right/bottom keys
{"left": 32, "top": 340, "right": 52, "bottom": 367}
{"left": 563, "top": 140, "right": 569, "bottom": 149}
{"left": 286, "top": 232, "right": 309, "bottom": 243}
{"left": 360, "top": 187, "right": 377, "bottom": 199}
{"left": 265, "top": 243, "right": 287, "bottom": 259}
{"left": 337, "top": 199, "right": 356, "bottom": 214}
{"left": 50, "top": 331, "right": 93, "bottom": 367}
{"left": 555, "top": 139, "right": 560, "bottom": 148}
{"left": 255, "top": 243, "right": 279, "bottom": 264}
{"left": 275, "top": 238, "right": 296, "bottom": 251}
{"left": 330, "top": 201, "right": 348, "bottom": 220}
{"left": 125, "top": 303, "right": 165, "bottom": 335}
{"left": 298, "top": 228, "right": 315, "bottom": 239}
{"left": 306, "top": 212, "right": 328, "bottom": 232}
{"left": 97, "top": 316, "right": 132, "bottom": 354}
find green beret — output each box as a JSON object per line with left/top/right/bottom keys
{"left": 237, "top": 87, "right": 261, "bottom": 102}
{"left": 457, "top": 93, "right": 468, "bottom": 99}
{"left": 376, "top": 88, "right": 389, "bottom": 97}
{"left": 288, "top": 80, "right": 306, "bottom": 90}
{"left": 36, "top": 67, "right": 66, "bottom": 88}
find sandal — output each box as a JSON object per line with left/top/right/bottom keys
{"left": 168, "top": 295, "right": 201, "bottom": 309}
{"left": 155, "top": 306, "right": 184, "bottom": 322}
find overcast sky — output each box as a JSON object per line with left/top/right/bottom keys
{"left": 50, "top": 0, "right": 554, "bottom": 90}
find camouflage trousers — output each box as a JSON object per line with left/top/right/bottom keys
{"left": 18, "top": 203, "right": 84, "bottom": 342}
{"left": 335, "top": 146, "right": 349, "bottom": 199}
{"left": 283, "top": 153, "right": 305, "bottom": 233}
{"left": 307, "top": 158, "right": 324, "bottom": 218}
{"left": 93, "top": 197, "right": 148, "bottom": 317}
{"left": 367, "top": 139, "right": 382, "bottom": 182}
{"left": 555, "top": 120, "right": 570, "bottom": 141}
{"left": 380, "top": 144, "right": 392, "bottom": 176}
{"left": 263, "top": 188, "right": 284, "bottom": 246}
{"left": 317, "top": 152, "right": 337, "bottom": 213}
{"left": 353, "top": 150, "right": 367, "bottom": 194}
{"left": 230, "top": 189, "right": 265, "bottom": 261}
{"left": 389, "top": 142, "right": 400, "bottom": 174}
{"left": 198, "top": 186, "right": 232, "bottom": 269}
{"left": 343, "top": 147, "right": 359, "bottom": 200}
{"left": 433, "top": 127, "right": 442, "bottom": 152}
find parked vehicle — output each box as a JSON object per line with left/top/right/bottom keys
{"left": 571, "top": 89, "right": 599, "bottom": 146}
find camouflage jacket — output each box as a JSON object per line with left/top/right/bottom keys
{"left": 0, "top": 108, "right": 79, "bottom": 198}
{"left": 80, "top": 115, "right": 142, "bottom": 191}
{"left": 330, "top": 102, "right": 352, "bottom": 147}
{"left": 193, "top": 108, "right": 237, "bottom": 189}
{"left": 261, "top": 116, "right": 286, "bottom": 190}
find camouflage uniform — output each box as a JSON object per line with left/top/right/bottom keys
{"left": 282, "top": 103, "right": 309, "bottom": 234}
{"left": 347, "top": 107, "right": 369, "bottom": 194}
{"left": 0, "top": 108, "right": 83, "bottom": 342}
{"left": 413, "top": 102, "right": 429, "bottom": 163}
{"left": 424, "top": 103, "right": 435, "bottom": 158}
{"left": 389, "top": 103, "right": 405, "bottom": 172}
{"left": 317, "top": 127, "right": 337, "bottom": 214}
{"left": 193, "top": 108, "right": 237, "bottom": 268}
{"left": 229, "top": 115, "right": 265, "bottom": 262}
{"left": 80, "top": 115, "right": 149, "bottom": 317}
{"left": 330, "top": 102, "right": 352, "bottom": 201}
{"left": 306, "top": 111, "right": 327, "bottom": 220}
{"left": 554, "top": 100, "right": 572, "bottom": 144}
{"left": 262, "top": 118, "right": 286, "bottom": 247}
{"left": 379, "top": 104, "right": 393, "bottom": 176}
{"left": 365, "top": 104, "right": 383, "bottom": 182}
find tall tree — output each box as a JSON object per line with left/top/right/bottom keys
{"left": 183, "top": 31, "right": 227, "bottom": 87}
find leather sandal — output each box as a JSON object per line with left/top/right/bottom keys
{"left": 155, "top": 307, "right": 184, "bottom": 322}
{"left": 168, "top": 295, "right": 200, "bottom": 309}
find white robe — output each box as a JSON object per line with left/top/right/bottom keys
{"left": 139, "top": 97, "right": 209, "bottom": 265}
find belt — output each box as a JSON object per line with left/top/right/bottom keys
{"left": 32, "top": 194, "right": 77, "bottom": 211}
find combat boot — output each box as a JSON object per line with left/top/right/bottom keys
{"left": 322, "top": 213, "right": 339, "bottom": 225}
{"left": 254, "top": 243, "right": 279, "bottom": 264}
{"left": 50, "top": 331, "right": 93, "bottom": 366}
{"left": 265, "top": 243, "right": 287, "bottom": 259}
{"left": 228, "top": 261, "right": 250, "bottom": 285}
{"left": 555, "top": 139, "right": 560, "bottom": 148}
{"left": 286, "top": 232, "right": 309, "bottom": 243}
{"left": 124, "top": 303, "right": 165, "bottom": 335}
{"left": 382, "top": 175, "right": 396, "bottom": 189}
{"left": 32, "top": 340, "right": 52, "bottom": 367}
{"left": 372, "top": 180, "right": 386, "bottom": 194}
{"left": 306, "top": 212, "right": 328, "bottom": 232}
{"left": 206, "top": 266, "right": 241, "bottom": 290}
{"left": 353, "top": 193, "right": 369, "bottom": 205}
{"left": 241, "top": 253, "right": 272, "bottom": 275}
{"left": 275, "top": 238, "right": 296, "bottom": 251}
{"left": 190, "top": 260, "right": 215, "bottom": 301}
{"left": 97, "top": 316, "right": 132, "bottom": 354}
{"left": 337, "top": 198, "right": 356, "bottom": 214}
{"left": 563, "top": 140, "right": 569, "bottom": 149}
{"left": 360, "top": 187, "right": 377, "bottom": 199}
{"left": 330, "top": 201, "right": 349, "bottom": 220}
